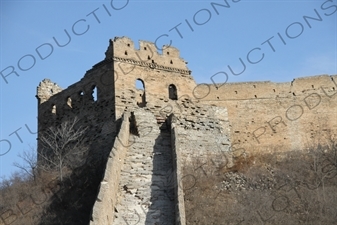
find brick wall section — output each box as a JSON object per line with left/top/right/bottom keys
{"left": 90, "top": 112, "right": 130, "bottom": 225}
{"left": 172, "top": 107, "right": 232, "bottom": 167}
{"left": 196, "top": 74, "right": 337, "bottom": 153}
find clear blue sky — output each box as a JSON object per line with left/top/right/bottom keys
{"left": 1, "top": 0, "right": 336, "bottom": 180}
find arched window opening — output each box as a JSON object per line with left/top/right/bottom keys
{"left": 136, "top": 79, "right": 144, "bottom": 90}
{"left": 92, "top": 85, "right": 98, "bottom": 102}
{"left": 79, "top": 91, "right": 84, "bottom": 96}
{"left": 51, "top": 104, "right": 56, "bottom": 114}
{"left": 67, "top": 97, "right": 72, "bottom": 108}
{"left": 169, "top": 84, "right": 178, "bottom": 100}
{"left": 135, "top": 79, "right": 146, "bottom": 107}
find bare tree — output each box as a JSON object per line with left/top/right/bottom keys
{"left": 38, "top": 117, "right": 88, "bottom": 182}
{"left": 13, "top": 145, "right": 38, "bottom": 181}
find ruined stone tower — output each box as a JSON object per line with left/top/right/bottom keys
{"left": 36, "top": 35, "right": 337, "bottom": 224}
{"left": 36, "top": 36, "right": 232, "bottom": 224}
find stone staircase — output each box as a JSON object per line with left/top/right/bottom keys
{"left": 112, "top": 109, "right": 175, "bottom": 225}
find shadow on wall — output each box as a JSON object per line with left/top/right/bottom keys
{"left": 144, "top": 127, "right": 176, "bottom": 224}
{"left": 38, "top": 117, "right": 121, "bottom": 225}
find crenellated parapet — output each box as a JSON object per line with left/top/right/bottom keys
{"left": 101, "top": 36, "right": 191, "bottom": 75}
{"left": 197, "top": 74, "right": 337, "bottom": 101}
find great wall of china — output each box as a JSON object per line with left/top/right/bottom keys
{"left": 36, "top": 36, "right": 337, "bottom": 224}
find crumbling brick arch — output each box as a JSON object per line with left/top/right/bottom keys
{"left": 168, "top": 84, "right": 178, "bottom": 100}
{"left": 135, "top": 79, "right": 146, "bottom": 107}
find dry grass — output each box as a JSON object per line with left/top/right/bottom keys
{"left": 183, "top": 141, "right": 337, "bottom": 225}
{"left": 0, "top": 160, "right": 101, "bottom": 225}
{"left": 0, "top": 171, "right": 59, "bottom": 225}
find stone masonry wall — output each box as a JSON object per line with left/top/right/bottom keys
{"left": 119, "top": 94, "right": 232, "bottom": 167}
{"left": 37, "top": 59, "right": 116, "bottom": 163}
{"left": 195, "top": 74, "right": 337, "bottom": 153}
{"left": 173, "top": 115, "right": 232, "bottom": 171}
{"left": 104, "top": 36, "right": 197, "bottom": 119}
{"left": 90, "top": 112, "right": 130, "bottom": 225}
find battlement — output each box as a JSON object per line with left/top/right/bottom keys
{"left": 104, "top": 36, "right": 189, "bottom": 72}
{"left": 197, "top": 74, "right": 337, "bottom": 101}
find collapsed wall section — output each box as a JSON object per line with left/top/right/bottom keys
{"left": 123, "top": 90, "right": 233, "bottom": 169}
{"left": 158, "top": 96, "right": 232, "bottom": 170}
{"left": 36, "top": 60, "right": 116, "bottom": 161}
{"left": 36, "top": 57, "right": 119, "bottom": 225}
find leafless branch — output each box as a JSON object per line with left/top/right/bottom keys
{"left": 38, "top": 117, "right": 88, "bottom": 182}
{"left": 13, "top": 145, "right": 38, "bottom": 181}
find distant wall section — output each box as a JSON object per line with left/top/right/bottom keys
{"left": 195, "top": 74, "right": 337, "bottom": 153}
